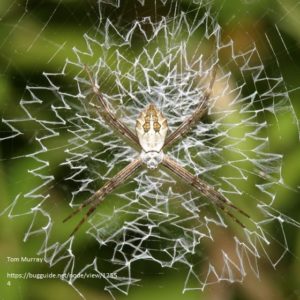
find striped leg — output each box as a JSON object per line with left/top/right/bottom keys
{"left": 162, "top": 155, "right": 250, "bottom": 228}
{"left": 163, "top": 65, "right": 217, "bottom": 149}
{"left": 63, "top": 158, "right": 143, "bottom": 236}
{"left": 84, "top": 65, "right": 141, "bottom": 148}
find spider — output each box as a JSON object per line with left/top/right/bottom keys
{"left": 63, "top": 65, "right": 250, "bottom": 236}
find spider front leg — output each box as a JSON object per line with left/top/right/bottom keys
{"left": 163, "top": 64, "right": 217, "bottom": 149}
{"left": 63, "top": 158, "right": 143, "bottom": 236}
{"left": 83, "top": 65, "right": 141, "bottom": 148}
{"left": 162, "top": 155, "right": 250, "bottom": 228}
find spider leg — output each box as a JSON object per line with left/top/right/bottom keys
{"left": 83, "top": 65, "right": 141, "bottom": 148}
{"left": 63, "top": 158, "right": 143, "bottom": 236}
{"left": 163, "top": 64, "right": 217, "bottom": 149}
{"left": 218, "top": 203, "right": 246, "bottom": 228}
{"left": 161, "top": 155, "right": 250, "bottom": 228}
{"left": 68, "top": 205, "right": 98, "bottom": 237}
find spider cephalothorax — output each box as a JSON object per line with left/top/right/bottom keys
{"left": 136, "top": 103, "right": 168, "bottom": 169}
{"left": 63, "top": 65, "right": 250, "bottom": 236}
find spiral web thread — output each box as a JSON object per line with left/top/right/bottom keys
{"left": 1, "top": 0, "right": 300, "bottom": 298}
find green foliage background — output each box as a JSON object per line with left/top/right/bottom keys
{"left": 0, "top": 0, "right": 299, "bottom": 299}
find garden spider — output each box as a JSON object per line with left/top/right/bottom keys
{"left": 63, "top": 64, "right": 250, "bottom": 236}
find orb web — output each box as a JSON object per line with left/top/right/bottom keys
{"left": 1, "top": 0, "right": 299, "bottom": 298}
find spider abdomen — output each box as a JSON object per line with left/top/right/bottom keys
{"left": 136, "top": 103, "right": 168, "bottom": 152}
